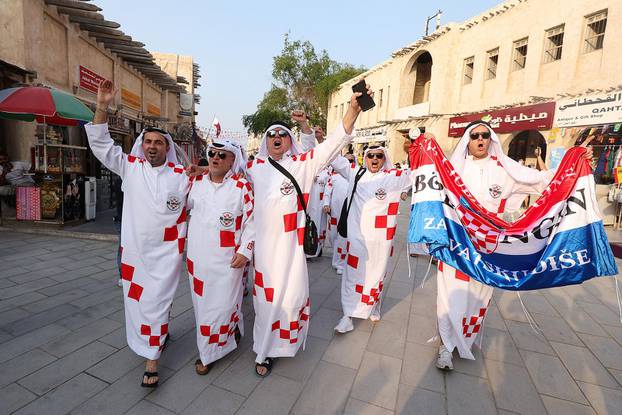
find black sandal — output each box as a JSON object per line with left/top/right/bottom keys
{"left": 194, "top": 359, "right": 215, "bottom": 376}
{"left": 255, "top": 358, "right": 274, "bottom": 377}
{"left": 141, "top": 371, "right": 159, "bottom": 388}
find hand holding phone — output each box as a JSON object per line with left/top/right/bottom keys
{"left": 351, "top": 79, "right": 375, "bottom": 112}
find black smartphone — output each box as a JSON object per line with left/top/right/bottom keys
{"left": 351, "top": 79, "right": 375, "bottom": 112}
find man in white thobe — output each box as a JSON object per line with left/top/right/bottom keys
{"left": 247, "top": 86, "right": 370, "bottom": 376}
{"left": 186, "top": 139, "right": 255, "bottom": 375}
{"left": 86, "top": 80, "right": 190, "bottom": 387}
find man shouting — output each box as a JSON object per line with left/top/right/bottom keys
{"left": 85, "top": 80, "right": 190, "bottom": 387}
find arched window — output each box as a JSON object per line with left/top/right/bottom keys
{"left": 411, "top": 52, "right": 432, "bottom": 105}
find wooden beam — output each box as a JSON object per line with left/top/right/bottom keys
{"left": 107, "top": 48, "right": 152, "bottom": 58}
{"left": 77, "top": 23, "right": 124, "bottom": 36}
{"left": 103, "top": 43, "right": 150, "bottom": 54}
{"left": 44, "top": 0, "right": 101, "bottom": 12}
{"left": 70, "top": 16, "right": 121, "bottom": 28}
{"left": 98, "top": 38, "right": 145, "bottom": 47}
{"left": 54, "top": 7, "right": 103, "bottom": 19}
{"left": 91, "top": 32, "right": 133, "bottom": 42}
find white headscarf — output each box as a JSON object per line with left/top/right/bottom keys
{"left": 363, "top": 145, "right": 394, "bottom": 170}
{"left": 131, "top": 128, "right": 180, "bottom": 165}
{"left": 208, "top": 139, "right": 246, "bottom": 176}
{"left": 257, "top": 124, "right": 303, "bottom": 158}
{"left": 449, "top": 121, "right": 544, "bottom": 185}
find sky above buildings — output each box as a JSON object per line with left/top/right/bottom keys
{"left": 96, "top": 0, "right": 500, "bottom": 132}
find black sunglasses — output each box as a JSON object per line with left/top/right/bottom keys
{"left": 469, "top": 132, "right": 491, "bottom": 140}
{"left": 143, "top": 126, "right": 168, "bottom": 135}
{"left": 366, "top": 152, "right": 385, "bottom": 160}
{"left": 267, "top": 129, "right": 290, "bottom": 138}
{"left": 208, "top": 150, "right": 228, "bottom": 160}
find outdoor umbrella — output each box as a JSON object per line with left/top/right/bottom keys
{"left": 0, "top": 86, "right": 94, "bottom": 172}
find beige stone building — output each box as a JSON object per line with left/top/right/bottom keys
{"left": 328, "top": 0, "right": 622, "bottom": 222}
{"left": 328, "top": 0, "right": 621, "bottom": 162}
{"left": 0, "top": 0, "right": 200, "bottom": 223}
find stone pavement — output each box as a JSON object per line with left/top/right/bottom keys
{"left": 1, "top": 204, "right": 622, "bottom": 415}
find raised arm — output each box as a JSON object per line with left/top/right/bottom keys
{"left": 84, "top": 80, "right": 126, "bottom": 177}
{"left": 300, "top": 84, "right": 371, "bottom": 177}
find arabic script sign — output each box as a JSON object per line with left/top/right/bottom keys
{"left": 79, "top": 66, "right": 106, "bottom": 94}
{"left": 554, "top": 92, "right": 622, "bottom": 128}
{"left": 448, "top": 102, "right": 555, "bottom": 137}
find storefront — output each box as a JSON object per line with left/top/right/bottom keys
{"left": 448, "top": 102, "right": 556, "bottom": 167}
{"left": 553, "top": 91, "right": 622, "bottom": 225}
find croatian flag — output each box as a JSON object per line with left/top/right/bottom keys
{"left": 407, "top": 136, "right": 618, "bottom": 291}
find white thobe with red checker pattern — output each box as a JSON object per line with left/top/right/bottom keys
{"left": 437, "top": 155, "right": 553, "bottom": 359}
{"left": 306, "top": 168, "right": 330, "bottom": 257}
{"left": 186, "top": 172, "right": 255, "bottom": 366}
{"left": 333, "top": 158, "right": 411, "bottom": 319}
{"left": 247, "top": 123, "right": 352, "bottom": 363}
{"left": 323, "top": 169, "right": 349, "bottom": 270}
{"left": 85, "top": 123, "right": 190, "bottom": 360}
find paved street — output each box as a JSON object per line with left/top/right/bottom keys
{"left": 1, "top": 205, "right": 622, "bottom": 415}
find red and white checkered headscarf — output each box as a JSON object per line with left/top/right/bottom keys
{"left": 258, "top": 124, "right": 304, "bottom": 158}
{"left": 450, "top": 122, "right": 544, "bottom": 186}
{"left": 131, "top": 128, "right": 181, "bottom": 165}
{"left": 363, "top": 145, "right": 394, "bottom": 170}
{"left": 208, "top": 139, "right": 246, "bottom": 176}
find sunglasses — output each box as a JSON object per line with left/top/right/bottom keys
{"left": 143, "top": 126, "right": 168, "bottom": 135}
{"left": 469, "top": 132, "right": 491, "bottom": 140}
{"left": 267, "top": 129, "right": 290, "bottom": 138}
{"left": 208, "top": 150, "right": 228, "bottom": 160}
{"left": 366, "top": 153, "right": 385, "bottom": 160}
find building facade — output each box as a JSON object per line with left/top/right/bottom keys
{"left": 0, "top": 0, "right": 200, "bottom": 223}
{"left": 327, "top": 0, "right": 622, "bottom": 222}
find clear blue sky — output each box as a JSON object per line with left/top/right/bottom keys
{"left": 96, "top": 0, "right": 499, "bottom": 132}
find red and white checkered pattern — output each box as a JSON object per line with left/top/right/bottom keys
{"left": 140, "top": 323, "right": 168, "bottom": 349}
{"left": 166, "top": 162, "right": 185, "bottom": 174}
{"left": 456, "top": 206, "right": 500, "bottom": 254}
{"left": 355, "top": 281, "right": 383, "bottom": 305}
{"left": 163, "top": 209, "right": 188, "bottom": 254}
{"left": 336, "top": 246, "right": 346, "bottom": 261}
{"left": 186, "top": 258, "right": 204, "bottom": 296}
{"left": 200, "top": 310, "right": 240, "bottom": 346}
{"left": 374, "top": 202, "right": 399, "bottom": 240}
{"left": 462, "top": 307, "right": 487, "bottom": 338}
{"left": 120, "top": 260, "right": 143, "bottom": 302}
{"left": 282, "top": 192, "right": 309, "bottom": 246}
{"left": 253, "top": 270, "right": 274, "bottom": 302}
{"left": 438, "top": 261, "right": 471, "bottom": 282}
{"left": 271, "top": 298, "right": 310, "bottom": 344}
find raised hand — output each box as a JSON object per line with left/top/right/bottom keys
{"left": 96, "top": 80, "right": 117, "bottom": 109}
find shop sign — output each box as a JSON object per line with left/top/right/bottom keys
{"left": 179, "top": 110, "right": 193, "bottom": 117}
{"left": 147, "top": 104, "right": 161, "bottom": 117}
{"left": 79, "top": 66, "right": 106, "bottom": 94}
{"left": 448, "top": 102, "right": 555, "bottom": 137}
{"left": 554, "top": 92, "right": 622, "bottom": 127}
{"left": 180, "top": 93, "right": 193, "bottom": 111}
{"left": 121, "top": 88, "right": 141, "bottom": 110}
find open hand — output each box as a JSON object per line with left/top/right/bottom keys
{"left": 97, "top": 80, "right": 117, "bottom": 108}
{"left": 231, "top": 253, "right": 249, "bottom": 269}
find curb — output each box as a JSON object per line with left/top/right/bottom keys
{"left": 0, "top": 226, "right": 118, "bottom": 242}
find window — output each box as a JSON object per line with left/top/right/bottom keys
{"left": 584, "top": 10, "right": 607, "bottom": 53}
{"left": 463, "top": 56, "right": 474, "bottom": 85}
{"left": 543, "top": 25, "right": 564, "bottom": 63}
{"left": 486, "top": 48, "right": 499, "bottom": 80}
{"left": 334, "top": 105, "right": 338, "bottom": 119}
{"left": 512, "top": 38, "right": 528, "bottom": 71}
{"left": 339, "top": 103, "right": 344, "bottom": 118}
{"left": 378, "top": 89, "right": 384, "bottom": 107}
